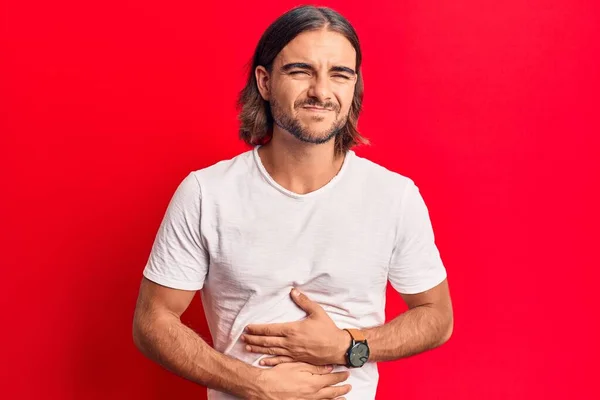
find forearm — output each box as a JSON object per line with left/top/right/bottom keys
{"left": 362, "top": 304, "right": 453, "bottom": 363}
{"left": 133, "top": 312, "right": 262, "bottom": 398}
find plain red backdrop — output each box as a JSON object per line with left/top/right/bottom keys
{"left": 1, "top": 0, "right": 599, "bottom": 399}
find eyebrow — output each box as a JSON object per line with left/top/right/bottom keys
{"left": 281, "top": 62, "right": 356, "bottom": 76}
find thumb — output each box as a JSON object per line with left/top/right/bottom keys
{"left": 291, "top": 288, "right": 320, "bottom": 315}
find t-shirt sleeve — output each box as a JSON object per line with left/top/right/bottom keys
{"left": 388, "top": 180, "right": 447, "bottom": 294}
{"left": 142, "top": 172, "right": 209, "bottom": 291}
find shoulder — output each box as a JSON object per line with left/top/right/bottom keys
{"left": 188, "top": 149, "right": 255, "bottom": 189}
{"left": 350, "top": 152, "right": 416, "bottom": 195}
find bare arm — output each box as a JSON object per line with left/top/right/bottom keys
{"left": 133, "top": 277, "right": 352, "bottom": 399}
{"left": 242, "top": 279, "right": 453, "bottom": 366}
{"left": 362, "top": 278, "right": 453, "bottom": 362}
{"left": 132, "top": 277, "right": 263, "bottom": 398}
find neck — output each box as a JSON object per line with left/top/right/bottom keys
{"left": 257, "top": 128, "right": 346, "bottom": 195}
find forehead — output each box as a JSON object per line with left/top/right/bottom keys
{"left": 275, "top": 29, "right": 357, "bottom": 69}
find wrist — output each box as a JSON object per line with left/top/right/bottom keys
{"left": 241, "top": 366, "right": 266, "bottom": 399}
{"left": 334, "top": 328, "right": 352, "bottom": 365}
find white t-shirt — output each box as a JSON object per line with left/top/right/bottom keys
{"left": 143, "top": 146, "right": 447, "bottom": 399}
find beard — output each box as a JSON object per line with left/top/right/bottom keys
{"left": 269, "top": 97, "right": 347, "bottom": 145}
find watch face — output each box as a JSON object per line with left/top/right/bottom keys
{"left": 349, "top": 342, "right": 370, "bottom": 367}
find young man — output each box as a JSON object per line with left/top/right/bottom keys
{"left": 133, "top": 5, "right": 453, "bottom": 400}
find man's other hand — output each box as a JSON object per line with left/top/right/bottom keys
{"left": 249, "top": 362, "right": 351, "bottom": 400}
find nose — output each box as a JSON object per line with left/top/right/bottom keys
{"left": 307, "top": 74, "right": 332, "bottom": 105}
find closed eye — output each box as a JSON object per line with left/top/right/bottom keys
{"left": 290, "top": 71, "right": 350, "bottom": 80}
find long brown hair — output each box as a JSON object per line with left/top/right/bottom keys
{"left": 237, "top": 5, "right": 369, "bottom": 155}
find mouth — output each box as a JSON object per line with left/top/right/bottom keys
{"left": 301, "top": 106, "right": 332, "bottom": 113}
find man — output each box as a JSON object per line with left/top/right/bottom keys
{"left": 133, "top": 5, "right": 453, "bottom": 400}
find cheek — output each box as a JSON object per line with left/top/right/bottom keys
{"left": 274, "top": 91, "right": 301, "bottom": 113}
{"left": 275, "top": 80, "right": 306, "bottom": 104}
{"left": 336, "top": 86, "right": 355, "bottom": 113}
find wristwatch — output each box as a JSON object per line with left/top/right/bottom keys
{"left": 344, "top": 328, "right": 370, "bottom": 368}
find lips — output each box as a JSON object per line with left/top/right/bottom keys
{"left": 302, "top": 106, "right": 331, "bottom": 111}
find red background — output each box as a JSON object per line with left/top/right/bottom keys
{"left": 2, "top": 1, "right": 599, "bottom": 399}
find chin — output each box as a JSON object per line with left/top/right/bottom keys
{"left": 307, "top": 132, "right": 337, "bottom": 143}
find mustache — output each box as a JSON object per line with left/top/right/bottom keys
{"left": 295, "top": 99, "right": 339, "bottom": 111}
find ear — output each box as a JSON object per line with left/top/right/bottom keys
{"left": 255, "top": 65, "right": 271, "bottom": 101}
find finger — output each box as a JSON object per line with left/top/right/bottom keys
{"left": 244, "top": 345, "right": 290, "bottom": 356}
{"left": 241, "top": 334, "right": 287, "bottom": 348}
{"left": 290, "top": 288, "right": 322, "bottom": 315}
{"left": 258, "top": 356, "right": 294, "bottom": 366}
{"left": 316, "top": 371, "right": 351, "bottom": 387}
{"left": 244, "top": 322, "right": 290, "bottom": 337}
{"left": 314, "top": 384, "right": 352, "bottom": 399}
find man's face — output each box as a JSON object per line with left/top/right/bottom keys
{"left": 258, "top": 29, "right": 358, "bottom": 145}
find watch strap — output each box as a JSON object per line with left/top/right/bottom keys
{"left": 344, "top": 328, "right": 366, "bottom": 343}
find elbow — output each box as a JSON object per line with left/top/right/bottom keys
{"left": 132, "top": 321, "right": 144, "bottom": 352}
{"left": 132, "top": 309, "right": 175, "bottom": 357}
{"left": 132, "top": 310, "right": 151, "bottom": 354}
{"left": 132, "top": 318, "right": 143, "bottom": 352}
{"left": 440, "top": 313, "right": 454, "bottom": 345}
